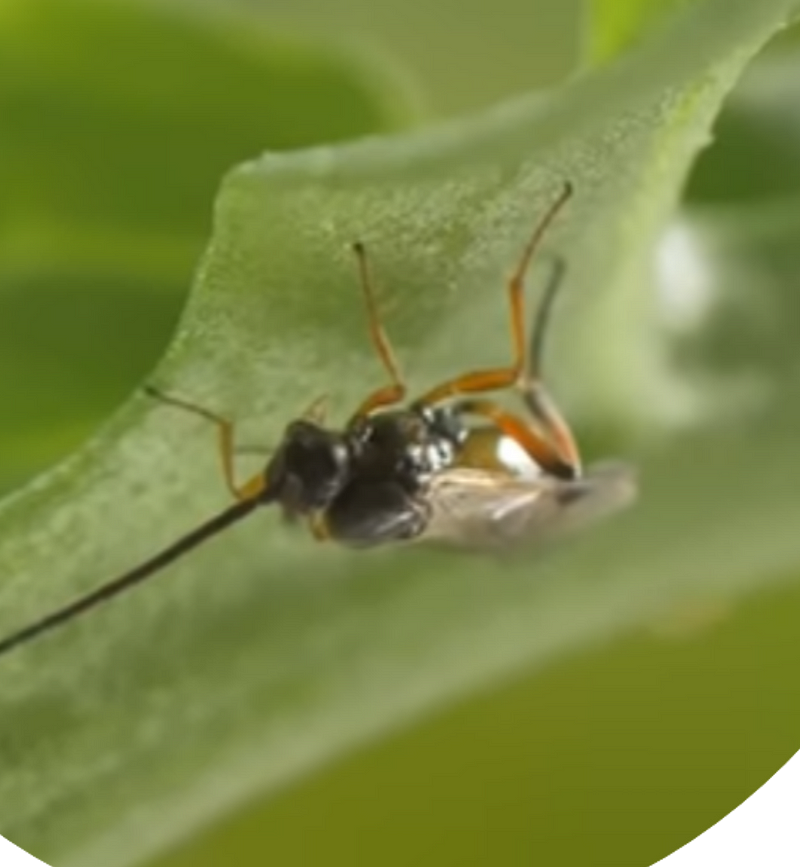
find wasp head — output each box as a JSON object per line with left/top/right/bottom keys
{"left": 265, "top": 420, "right": 352, "bottom": 513}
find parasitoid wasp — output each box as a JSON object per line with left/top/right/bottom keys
{"left": 0, "top": 181, "right": 635, "bottom": 657}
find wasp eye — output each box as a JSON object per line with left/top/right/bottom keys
{"left": 268, "top": 421, "right": 351, "bottom": 512}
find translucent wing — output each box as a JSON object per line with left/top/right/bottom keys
{"left": 421, "top": 461, "right": 637, "bottom": 549}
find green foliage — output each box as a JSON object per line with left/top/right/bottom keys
{"left": 585, "top": 0, "right": 690, "bottom": 64}
{"left": 0, "top": 0, "right": 413, "bottom": 494}
{"left": 1, "top": 1, "right": 799, "bottom": 866}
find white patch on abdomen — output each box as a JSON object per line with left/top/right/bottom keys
{"left": 496, "top": 435, "right": 544, "bottom": 480}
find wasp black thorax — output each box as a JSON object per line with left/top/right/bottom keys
{"left": 348, "top": 405, "right": 466, "bottom": 490}
{"left": 265, "top": 406, "right": 467, "bottom": 546}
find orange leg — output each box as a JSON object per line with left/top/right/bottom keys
{"left": 454, "top": 398, "right": 577, "bottom": 479}
{"left": 144, "top": 386, "right": 266, "bottom": 501}
{"left": 412, "top": 182, "right": 580, "bottom": 470}
{"left": 347, "top": 241, "right": 407, "bottom": 423}
{"left": 517, "top": 255, "right": 581, "bottom": 472}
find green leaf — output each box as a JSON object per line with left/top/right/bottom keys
{"left": 1, "top": 1, "right": 800, "bottom": 866}
{"left": 0, "top": 0, "right": 414, "bottom": 494}
{"left": 585, "top": 0, "right": 691, "bottom": 65}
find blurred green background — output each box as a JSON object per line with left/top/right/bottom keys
{"left": 1, "top": 0, "right": 799, "bottom": 866}
{"left": 0, "top": 0, "right": 578, "bottom": 497}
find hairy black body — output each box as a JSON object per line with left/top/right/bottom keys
{"left": 267, "top": 406, "right": 468, "bottom": 546}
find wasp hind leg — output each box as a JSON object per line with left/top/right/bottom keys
{"left": 453, "top": 398, "right": 576, "bottom": 480}
{"left": 412, "top": 183, "right": 581, "bottom": 476}
{"left": 412, "top": 183, "right": 573, "bottom": 409}
{"left": 517, "top": 255, "right": 581, "bottom": 474}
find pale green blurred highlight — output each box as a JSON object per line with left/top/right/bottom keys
{"left": 236, "top": 0, "right": 581, "bottom": 115}
{"left": 585, "top": 0, "right": 689, "bottom": 65}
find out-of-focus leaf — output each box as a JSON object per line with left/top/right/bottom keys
{"left": 0, "top": 0, "right": 415, "bottom": 493}
{"left": 585, "top": 0, "right": 689, "bottom": 65}
{"left": 234, "top": 0, "right": 581, "bottom": 115}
